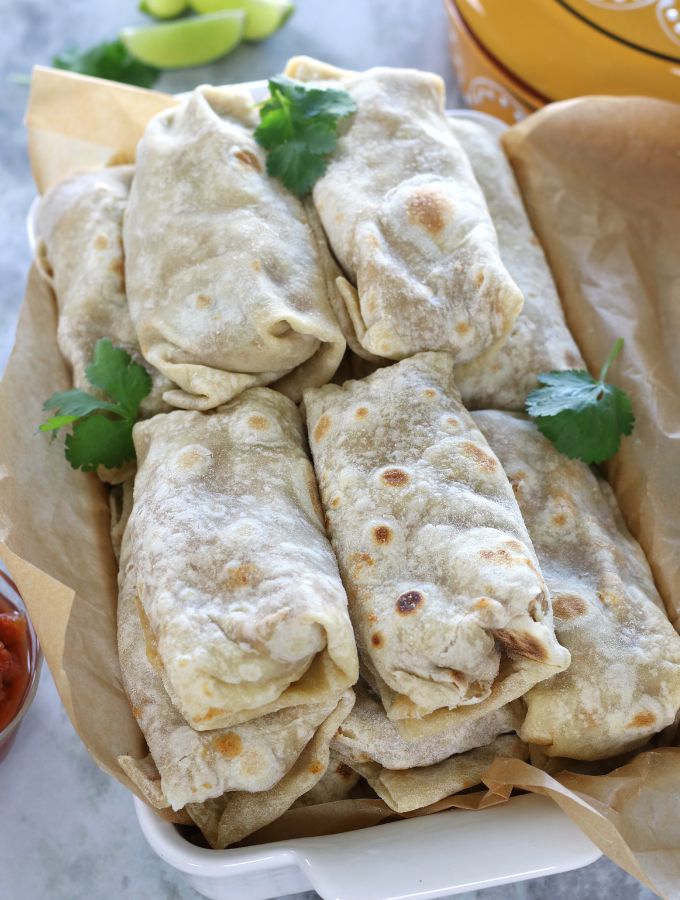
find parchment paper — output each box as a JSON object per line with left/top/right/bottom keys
{"left": 503, "top": 96, "right": 680, "bottom": 632}
{"left": 2, "top": 68, "right": 679, "bottom": 897}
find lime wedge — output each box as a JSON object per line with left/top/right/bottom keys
{"left": 121, "top": 11, "right": 245, "bottom": 68}
{"left": 189, "top": 0, "right": 294, "bottom": 41}
{"left": 139, "top": 0, "right": 189, "bottom": 18}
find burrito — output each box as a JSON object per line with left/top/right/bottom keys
{"left": 185, "top": 691, "right": 354, "bottom": 848}
{"left": 35, "top": 166, "right": 171, "bottom": 417}
{"left": 333, "top": 681, "right": 524, "bottom": 770}
{"left": 343, "top": 734, "right": 528, "bottom": 814}
{"left": 284, "top": 56, "right": 523, "bottom": 364}
{"left": 124, "top": 85, "right": 346, "bottom": 411}
{"left": 120, "top": 387, "right": 358, "bottom": 732}
{"left": 303, "top": 352, "right": 570, "bottom": 727}
{"left": 473, "top": 411, "right": 680, "bottom": 760}
{"left": 449, "top": 119, "right": 584, "bottom": 409}
{"left": 118, "top": 559, "right": 354, "bottom": 812}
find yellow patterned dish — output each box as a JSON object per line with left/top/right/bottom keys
{"left": 447, "top": 0, "right": 680, "bottom": 123}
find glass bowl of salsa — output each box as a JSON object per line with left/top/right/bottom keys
{"left": 0, "top": 569, "right": 41, "bottom": 761}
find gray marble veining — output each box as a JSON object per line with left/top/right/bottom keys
{"left": 0, "top": 1, "right": 657, "bottom": 898}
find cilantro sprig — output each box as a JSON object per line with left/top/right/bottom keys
{"left": 41, "top": 339, "right": 151, "bottom": 472}
{"left": 53, "top": 39, "right": 160, "bottom": 89}
{"left": 254, "top": 75, "right": 356, "bottom": 197}
{"left": 525, "top": 338, "right": 634, "bottom": 465}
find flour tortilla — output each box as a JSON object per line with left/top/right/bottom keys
{"left": 449, "top": 119, "right": 584, "bottom": 409}
{"left": 284, "top": 56, "right": 523, "bottom": 364}
{"left": 35, "top": 166, "right": 172, "bottom": 418}
{"left": 304, "top": 352, "right": 569, "bottom": 727}
{"left": 474, "top": 411, "right": 680, "bottom": 760}
{"left": 343, "top": 734, "right": 528, "bottom": 814}
{"left": 333, "top": 682, "right": 524, "bottom": 770}
{"left": 117, "top": 564, "right": 352, "bottom": 811}
{"left": 124, "top": 85, "right": 345, "bottom": 410}
{"left": 186, "top": 691, "right": 354, "bottom": 848}
{"left": 120, "top": 387, "right": 358, "bottom": 732}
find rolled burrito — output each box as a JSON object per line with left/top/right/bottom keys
{"left": 284, "top": 56, "right": 523, "bottom": 364}
{"left": 124, "top": 85, "right": 346, "bottom": 411}
{"left": 341, "top": 734, "right": 528, "bottom": 814}
{"left": 473, "top": 411, "right": 680, "bottom": 760}
{"left": 120, "top": 387, "right": 358, "bottom": 732}
{"left": 118, "top": 561, "right": 354, "bottom": 812}
{"left": 186, "top": 691, "right": 354, "bottom": 848}
{"left": 449, "top": 119, "right": 585, "bottom": 410}
{"left": 304, "top": 352, "right": 570, "bottom": 728}
{"left": 35, "top": 167, "right": 171, "bottom": 417}
{"left": 333, "top": 681, "right": 524, "bottom": 770}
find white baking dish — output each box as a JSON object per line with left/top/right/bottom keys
{"left": 26, "top": 83, "right": 601, "bottom": 900}
{"left": 134, "top": 793, "right": 600, "bottom": 900}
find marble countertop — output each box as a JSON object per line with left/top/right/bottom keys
{"left": 0, "top": 1, "right": 657, "bottom": 898}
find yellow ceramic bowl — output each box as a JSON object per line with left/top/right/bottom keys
{"left": 447, "top": 0, "right": 680, "bottom": 121}
{"left": 446, "top": 0, "right": 544, "bottom": 123}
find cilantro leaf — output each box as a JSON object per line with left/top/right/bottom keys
{"left": 266, "top": 143, "right": 328, "bottom": 197}
{"left": 525, "top": 338, "right": 635, "bottom": 464}
{"left": 40, "top": 339, "right": 152, "bottom": 473}
{"left": 65, "top": 416, "right": 136, "bottom": 473}
{"left": 85, "top": 339, "right": 152, "bottom": 419}
{"left": 42, "top": 389, "right": 121, "bottom": 420}
{"left": 53, "top": 39, "right": 160, "bottom": 89}
{"left": 255, "top": 75, "right": 356, "bottom": 197}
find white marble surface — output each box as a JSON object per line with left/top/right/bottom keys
{"left": 0, "top": 1, "right": 658, "bottom": 898}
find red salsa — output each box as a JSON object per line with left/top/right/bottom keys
{"left": 0, "top": 594, "right": 30, "bottom": 733}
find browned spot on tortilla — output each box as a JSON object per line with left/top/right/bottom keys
{"left": 234, "top": 148, "right": 262, "bottom": 171}
{"left": 226, "top": 563, "right": 258, "bottom": 589}
{"left": 565, "top": 352, "right": 582, "bottom": 368}
{"left": 213, "top": 732, "right": 243, "bottom": 758}
{"left": 109, "top": 257, "right": 124, "bottom": 277}
{"left": 196, "top": 294, "right": 212, "bottom": 309}
{"left": 308, "top": 760, "right": 323, "bottom": 775}
{"left": 336, "top": 762, "right": 355, "bottom": 779}
{"left": 350, "top": 552, "right": 374, "bottom": 573}
{"left": 313, "top": 414, "right": 332, "bottom": 442}
{"left": 202, "top": 684, "right": 214, "bottom": 697}
{"left": 422, "top": 388, "right": 437, "bottom": 399}
{"left": 329, "top": 495, "right": 342, "bottom": 509}
{"left": 372, "top": 525, "right": 393, "bottom": 545}
{"left": 135, "top": 597, "right": 161, "bottom": 671}
{"left": 355, "top": 406, "right": 369, "bottom": 419}
{"left": 444, "top": 416, "right": 460, "bottom": 430}
{"left": 371, "top": 632, "right": 384, "bottom": 648}
{"left": 461, "top": 441, "right": 497, "bottom": 472}
{"left": 553, "top": 594, "right": 587, "bottom": 620}
{"left": 628, "top": 711, "right": 656, "bottom": 729}
{"left": 367, "top": 612, "right": 378, "bottom": 623}
{"left": 195, "top": 707, "right": 227, "bottom": 724}
{"left": 396, "top": 590, "right": 424, "bottom": 615}
{"left": 381, "top": 467, "right": 410, "bottom": 486}
{"left": 480, "top": 548, "right": 514, "bottom": 566}
{"left": 248, "top": 414, "right": 269, "bottom": 430}
{"left": 494, "top": 629, "right": 548, "bottom": 662}
{"left": 406, "top": 187, "right": 448, "bottom": 235}
{"left": 473, "top": 598, "right": 492, "bottom": 610}
{"left": 94, "top": 234, "right": 108, "bottom": 250}
{"left": 552, "top": 513, "right": 567, "bottom": 526}
{"left": 131, "top": 706, "right": 142, "bottom": 719}
{"left": 596, "top": 590, "right": 621, "bottom": 607}
{"left": 335, "top": 212, "right": 345, "bottom": 223}
{"left": 455, "top": 321, "right": 471, "bottom": 335}
{"left": 177, "top": 447, "right": 209, "bottom": 469}
{"left": 474, "top": 271, "right": 485, "bottom": 288}
{"left": 202, "top": 782, "right": 213, "bottom": 790}
{"left": 505, "top": 539, "right": 525, "bottom": 553}
{"left": 251, "top": 259, "right": 262, "bottom": 272}
{"left": 490, "top": 362, "right": 502, "bottom": 373}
